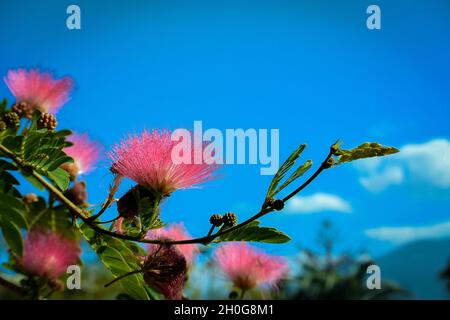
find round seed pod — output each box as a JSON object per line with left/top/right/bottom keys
{"left": 209, "top": 214, "right": 223, "bottom": 227}
{"left": 12, "top": 102, "right": 34, "bottom": 119}
{"left": 3, "top": 112, "right": 20, "bottom": 128}
{"left": 223, "top": 212, "right": 237, "bottom": 226}
{"left": 271, "top": 199, "right": 285, "bottom": 211}
{"left": 37, "top": 112, "right": 57, "bottom": 131}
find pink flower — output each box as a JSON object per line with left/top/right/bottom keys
{"left": 144, "top": 244, "right": 186, "bottom": 300}
{"left": 146, "top": 224, "right": 199, "bottom": 267}
{"left": 64, "top": 133, "right": 102, "bottom": 176}
{"left": 21, "top": 231, "right": 80, "bottom": 279}
{"left": 109, "top": 130, "right": 219, "bottom": 196}
{"left": 214, "top": 243, "right": 288, "bottom": 290}
{"left": 4, "top": 68, "right": 73, "bottom": 114}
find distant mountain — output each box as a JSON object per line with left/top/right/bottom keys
{"left": 377, "top": 238, "right": 450, "bottom": 299}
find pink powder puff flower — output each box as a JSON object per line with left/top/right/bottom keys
{"left": 146, "top": 224, "right": 199, "bottom": 267}
{"left": 4, "top": 68, "right": 73, "bottom": 114}
{"left": 21, "top": 230, "right": 80, "bottom": 279}
{"left": 63, "top": 133, "right": 102, "bottom": 177}
{"left": 144, "top": 244, "right": 187, "bottom": 300}
{"left": 109, "top": 130, "right": 220, "bottom": 196}
{"left": 214, "top": 243, "right": 289, "bottom": 291}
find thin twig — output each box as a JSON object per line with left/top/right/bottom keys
{"left": 104, "top": 269, "right": 143, "bottom": 288}
{"left": 94, "top": 216, "right": 120, "bottom": 225}
{"left": 88, "top": 175, "right": 122, "bottom": 221}
{"left": 206, "top": 225, "right": 215, "bottom": 237}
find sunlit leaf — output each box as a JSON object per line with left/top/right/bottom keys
{"left": 265, "top": 144, "right": 307, "bottom": 199}
{"left": 274, "top": 160, "right": 313, "bottom": 195}
{"left": 335, "top": 142, "right": 399, "bottom": 164}
{"left": 47, "top": 167, "right": 70, "bottom": 191}
{"left": 216, "top": 220, "right": 291, "bottom": 243}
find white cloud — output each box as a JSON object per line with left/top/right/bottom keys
{"left": 365, "top": 220, "right": 450, "bottom": 245}
{"left": 355, "top": 139, "right": 450, "bottom": 193}
{"left": 359, "top": 165, "right": 404, "bottom": 193}
{"left": 285, "top": 193, "right": 352, "bottom": 214}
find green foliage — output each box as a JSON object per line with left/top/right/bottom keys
{"left": 0, "top": 158, "right": 27, "bottom": 257}
{"left": 0, "top": 160, "right": 20, "bottom": 196}
{"left": 25, "top": 197, "right": 78, "bottom": 239}
{"left": 292, "top": 253, "right": 408, "bottom": 300}
{"left": 78, "top": 222, "right": 162, "bottom": 300}
{"left": 264, "top": 144, "right": 311, "bottom": 207}
{"left": 0, "top": 217, "right": 23, "bottom": 256}
{"left": 46, "top": 167, "right": 71, "bottom": 191}
{"left": 0, "top": 114, "right": 73, "bottom": 191}
{"left": 0, "top": 110, "right": 74, "bottom": 259}
{"left": 0, "top": 98, "right": 7, "bottom": 114}
{"left": 287, "top": 221, "right": 409, "bottom": 300}
{"left": 0, "top": 96, "right": 404, "bottom": 300}
{"left": 0, "top": 193, "right": 28, "bottom": 229}
{"left": 138, "top": 196, "right": 161, "bottom": 232}
{"left": 216, "top": 220, "right": 291, "bottom": 243}
{"left": 335, "top": 142, "right": 399, "bottom": 164}
{"left": 275, "top": 160, "right": 312, "bottom": 194}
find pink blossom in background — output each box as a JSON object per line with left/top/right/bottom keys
{"left": 144, "top": 244, "right": 187, "bottom": 300}
{"left": 146, "top": 224, "right": 199, "bottom": 267}
{"left": 113, "top": 217, "right": 125, "bottom": 235}
{"left": 4, "top": 68, "right": 73, "bottom": 114}
{"left": 21, "top": 231, "right": 80, "bottom": 279}
{"left": 109, "top": 130, "right": 220, "bottom": 196}
{"left": 214, "top": 242, "right": 289, "bottom": 291}
{"left": 64, "top": 133, "right": 102, "bottom": 176}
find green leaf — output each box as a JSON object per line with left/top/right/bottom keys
{"left": 266, "top": 144, "right": 307, "bottom": 199}
{"left": 47, "top": 156, "right": 73, "bottom": 172}
{"left": 0, "top": 98, "right": 7, "bottom": 113}
{"left": 1, "top": 135, "right": 22, "bottom": 153}
{"left": 274, "top": 160, "right": 313, "bottom": 195}
{"left": 77, "top": 223, "right": 161, "bottom": 300}
{"left": 16, "top": 127, "right": 74, "bottom": 191}
{"left": 26, "top": 203, "right": 77, "bottom": 238}
{"left": 0, "top": 193, "right": 28, "bottom": 229}
{"left": 336, "top": 142, "right": 399, "bottom": 164}
{"left": 139, "top": 197, "right": 160, "bottom": 231}
{"left": 0, "top": 160, "right": 21, "bottom": 197}
{"left": 54, "top": 129, "right": 73, "bottom": 138}
{"left": 216, "top": 220, "right": 291, "bottom": 243}
{"left": 47, "top": 167, "right": 70, "bottom": 191}
{"left": 0, "top": 218, "right": 23, "bottom": 256}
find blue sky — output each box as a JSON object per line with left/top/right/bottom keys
{"left": 1, "top": 0, "right": 449, "bottom": 259}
